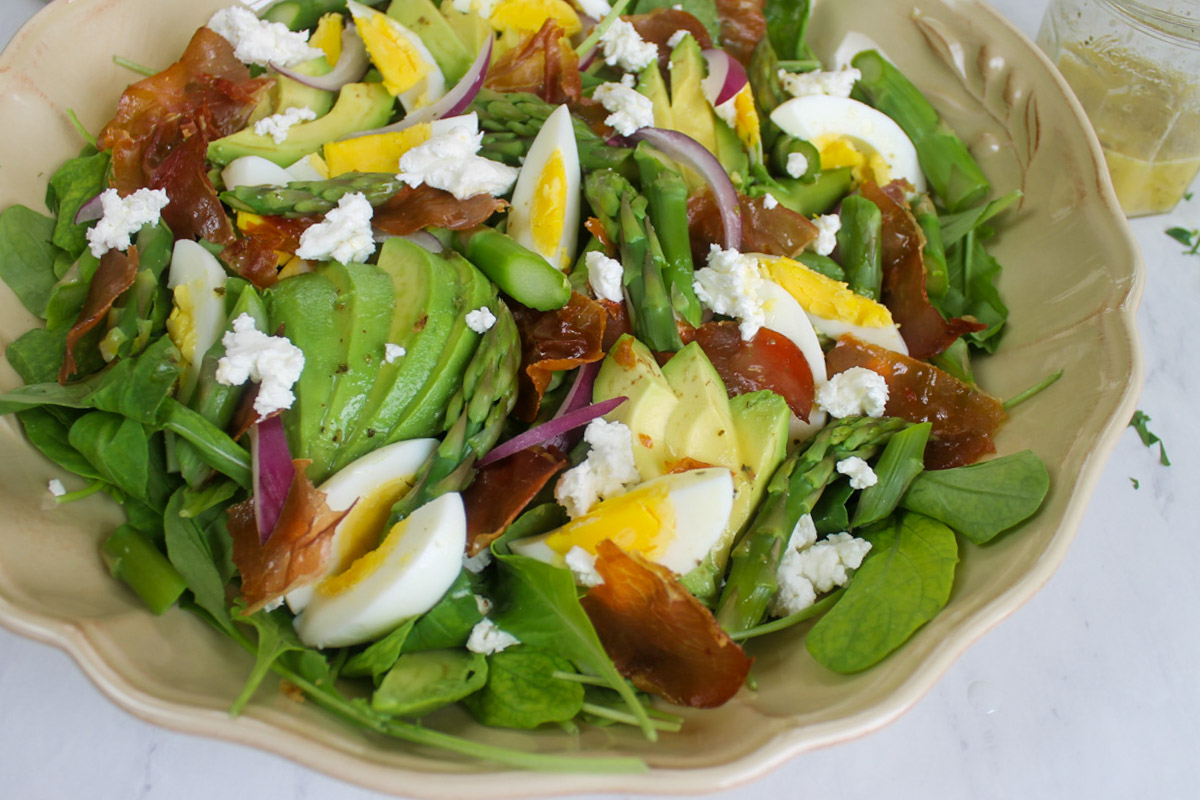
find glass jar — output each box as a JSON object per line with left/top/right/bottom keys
{"left": 1037, "top": 0, "right": 1200, "bottom": 216}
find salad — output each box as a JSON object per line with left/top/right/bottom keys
{"left": 0, "top": 0, "right": 1056, "bottom": 772}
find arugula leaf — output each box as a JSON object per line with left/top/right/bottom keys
{"left": 231, "top": 607, "right": 324, "bottom": 715}
{"left": 900, "top": 450, "right": 1049, "bottom": 544}
{"left": 1165, "top": 226, "right": 1199, "bottom": 255}
{"left": 46, "top": 150, "right": 110, "bottom": 259}
{"left": 67, "top": 411, "right": 150, "bottom": 502}
{"left": 939, "top": 229, "right": 1009, "bottom": 352}
{"left": 463, "top": 648, "right": 585, "bottom": 729}
{"left": 373, "top": 649, "right": 488, "bottom": 717}
{"left": 1129, "top": 410, "right": 1170, "bottom": 466}
{"left": 342, "top": 618, "right": 416, "bottom": 679}
{"left": 0, "top": 205, "right": 64, "bottom": 318}
{"left": 938, "top": 190, "right": 1021, "bottom": 247}
{"left": 163, "top": 489, "right": 234, "bottom": 635}
{"left": 851, "top": 422, "right": 930, "bottom": 528}
{"left": 806, "top": 511, "right": 958, "bottom": 673}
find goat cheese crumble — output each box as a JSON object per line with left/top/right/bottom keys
{"left": 383, "top": 343, "right": 406, "bottom": 364}
{"left": 452, "top": 0, "right": 498, "bottom": 17}
{"left": 593, "top": 81, "right": 655, "bottom": 136}
{"left": 215, "top": 313, "right": 306, "bottom": 419}
{"left": 773, "top": 519, "right": 872, "bottom": 616}
{"left": 253, "top": 105, "right": 317, "bottom": 144}
{"left": 465, "top": 306, "right": 497, "bottom": 334}
{"left": 811, "top": 213, "right": 841, "bottom": 256}
{"left": 786, "top": 151, "right": 810, "bottom": 179}
{"left": 555, "top": 419, "right": 641, "bottom": 518}
{"left": 836, "top": 456, "right": 878, "bottom": 489}
{"left": 778, "top": 66, "right": 862, "bottom": 99}
{"left": 578, "top": 0, "right": 614, "bottom": 19}
{"left": 565, "top": 546, "right": 604, "bottom": 588}
{"left": 86, "top": 188, "right": 170, "bottom": 258}
{"left": 762, "top": 193, "right": 780, "bottom": 210}
{"left": 693, "top": 244, "right": 766, "bottom": 341}
{"left": 295, "top": 192, "right": 376, "bottom": 263}
{"left": 585, "top": 250, "right": 624, "bottom": 303}
{"left": 466, "top": 618, "right": 520, "bottom": 655}
{"left": 48, "top": 479, "right": 66, "bottom": 498}
{"left": 667, "top": 29, "right": 690, "bottom": 48}
{"left": 816, "top": 367, "right": 889, "bottom": 418}
{"left": 599, "top": 19, "right": 658, "bottom": 73}
{"left": 207, "top": 6, "right": 321, "bottom": 68}
{"left": 396, "top": 113, "right": 519, "bottom": 200}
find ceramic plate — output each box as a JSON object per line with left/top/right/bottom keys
{"left": 0, "top": 0, "right": 1143, "bottom": 795}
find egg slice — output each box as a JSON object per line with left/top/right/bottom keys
{"left": 294, "top": 491, "right": 465, "bottom": 648}
{"left": 286, "top": 152, "right": 331, "bottom": 182}
{"left": 770, "top": 95, "right": 926, "bottom": 193}
{"left": 510, "top": 467, "right": 734, "bottom": 577}
{"left": 346, "top": 0, "right": 444, "bottom": 112}
{"left": 488, "top": 0, "right": 581, "bottom": 37}
{"left": 756, "top": 278, "right": 829, "bottom": 440}
{"left": 286, "top": 437, "right": 438, "bottom": 613}
{"left": 221, "top": 155, "right": 295, "bottom": 190}
{"left": 166, "top": 240, "right": 228, "bottom": 403}
{"left": 506, "top": 104, "right": 581, "bottom": 271}
{"left": 759, "top": 255, "right": 909, "bottom": 355}
{"left": 322, "top": 123, "right": 431, "bottom": 176}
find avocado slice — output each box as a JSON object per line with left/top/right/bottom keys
{"left": 636, "top": 61, "right": 674, "bottom": 131}
{"left": 247, "top": 57, "right": 335, "bottom": 125}
{"left": 659, "top": 341, "right": 741, "bottom": 472}
{"left": 312, "top": 261, "right": 396, "bottom": 477}
{"left": 388, "top": 0, "right": 473, "bottom": 84}
{"left": 268, "top": 272, "right": 342, "bottom": 477}
{"left": 385, "top": 252, "right": 496, "bottom": 443}
{"left": 668, "top": 36, "right": 719, "bottom": 164}
{"left": 331, "top": 238, "right": 464, "bottom": 471}
{"left": 208, "top": 82, "right": 395, "bottom": 168}
{"left": 592, "top": 334, "right": 679, "bottom": 480}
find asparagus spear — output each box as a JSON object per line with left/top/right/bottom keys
{"left": 851, "top": 50, "right": 991, "bottom": 212}
{"left": 220, "top": 173, "right": 405, "bottom": 218}
{"left": 451, "top": 227, "right": 572, "bottom": 312}
{"left": 715, "top": 416, "right": 908, "bottom": 634}
{"left": 260, "top": 0, "right": 386, "bottom": 31}
{"left": 634, "top": 144, "right": 702, "bottom": 327}
{"left": 836, "top": 195, "right": 884, "bottom": 301}
{"left": 913, "top": 195, "right": 949, "bottom": 300}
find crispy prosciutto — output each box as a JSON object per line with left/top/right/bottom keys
{"left": 372, "top": 184, "right": 507, "bottom": 237}
{"left": 462, "top": 446, "right": 568, "bottom": 556}
{"left": 581, "top": 540, "right": 753, "bottom": 708}
{"left": 688, "top": 189, "right": 818, "bottom": 264}
{"left": 681, "top": 322, "right": 815, "bottom": 421}
{"left": 228, "top": 458, "right": 348, "bottom": 614}
{"left": 713, "top": 0, "right": 767, "bottom": 66}
{"left": 629, "top": 8, "right": 714, "bottom": 74}
{"left": 826, "top": 334, "right": 1006, "bottom": 469}
{"left": 220, "top": 214, "right": 317, "bottom": 289}
{"left": 483, "top": 20, "right": 582, "bottom": 106}
{"left": 859, "top": 181, "right": 984, "bottom": 359}
{"left": 59, "top": 246, "right": 140, "bottom": 384}
{"left": 512, "top": 292, "right": 608, "bottom": 421}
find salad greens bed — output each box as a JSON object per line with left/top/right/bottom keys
{"left": 0, "top": 0, "right": 1055, "bottom": 773}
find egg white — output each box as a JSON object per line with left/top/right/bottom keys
{"left": 757, "top": 278, "right": 830, "bottom": 441}
{"left": 506, "top": 104, "right": 581, "bottom": 271}
{"left": 346, "top": 0, "right": 445, "bottom": 113}
{"left": 222, "top": 155, "right": 295, "bottom": 190}
{"left": 167, "top": 240, "right": 228, "bottom": 402}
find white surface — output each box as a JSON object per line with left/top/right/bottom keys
{"left": 1, "top": 0, "right": 1197, "bottom": 798}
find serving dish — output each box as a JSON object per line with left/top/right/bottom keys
{"left": 0, "top": 0, "right": 1143, "bottom": 795}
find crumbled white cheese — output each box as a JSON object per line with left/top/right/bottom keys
{"left": 666, "top": 29, "right": 690, "bottom": 49}
{"left": 713, "top": 95, "right": 739, "bottom": 130}
{"left": 47, "top": 479, "right": 66, "bottom": 498}
{"left": 786, "top": 151, "right": 810, "bottom": 179}
{"left": 816, "top": 367, "right": 890, "bottom": 418}
{"left": 396, "top": 113, "right": 519, "bottom": 200}
{"left": 599, "top": 18, "right": 658, "bottom": 73}
{"left": 474, "top": 594, "right": 494, "bottom": 615}
{"left": 253, "top": 105, "right": 317, "bottom": 144}
{"left": 452, "top": 0, "right": 498, "bottom": 17}
{"left": 86, "top": 188, "right": 170, "bottom": 258}
{"left": 778, "top": 66, "right": 862, "bottom": 99}
{"left": 207, "top": 6, "right": 321, "bottom": 68}
{"left": 295, "top": 192, "right": 376, "bottom": 263}
{"left": 811, "top": 213, "right": 841, "bottom": 256}
{"left": 692, "top": 244, "right": 766, "bottom": 341}
{"left": 465, "top": 306, "right": 497, "bottom": 334}
{"left": 555, "top": 418, "right": 641, "bottom": 518}
{"left": 565, "top": 546, "right": 604, "bottom": 588}
{"left": 577, "top": 0, "right": 613, "bottom": 19}
{"left": 463, "top": 549, "right": 492, "bottom": 574}
{"left": 773, "top": 523, "right": 872, "bottom": 616}
{"left": 762, "top": 193, "right": 780, "bottom": 210}
{"left": 383, "top": 343, "right": 406, "bottom": 364}
{"left": 585, "top": 250, "right": 624, "bottom": 303}
{"left": 466, "top": 618, "right": 520, "bottom": 655}
{"left": 837, "top": 456, "right": 878, "bottom": 489}
{"left": 215, "top": 313, "right": 306, "bottom": 419}
{"left": 593, "top": 81, "right": 655, "bottom": 137}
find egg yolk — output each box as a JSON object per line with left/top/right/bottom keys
{"left": 732, "top": 86, "right": 761, "bottom": 153}
{"left": 328, "top": 476, "right": 417, "bottom": 572}
{"left": 815, "top": 136, "right": 893, "bottom": 187}
{"left": 530, "top": 148, "right": 568, "bottom": 265}
{"left": 544, "top": 482, "right": 675, "bottom": 562}
{"left": 166, "top": 284, "right": 199, "bottom": 365}
{"left": 318, "top": 506, "right": 416, "bottom": 599}
{"left": 489, "top": 0, "right": 582, "bottom": 36}
{"left": 323, "top": 124, "right": 432, "bottom": 176}
{"left": 309, "top": 13, "right": 343, "bottom": 66}
{"left": 358, "top": 15, "right": 427, "bottom": 98}
{"left": 761, "top": 256, "right": 897, "bottom": 328}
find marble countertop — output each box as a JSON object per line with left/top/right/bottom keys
{"left": 1, "top": 1, "right": 1196, "bottom": 798}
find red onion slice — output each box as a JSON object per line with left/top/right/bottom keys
{"left": 250, "top": 415, "right": 295, "bottom": 543}
{"left": 338, "top": 35, "right": 493, "bottom": 141}
{"left": 701, "top": 48, "right": 749, "bottom": 108}
{"left": 477, "top": 395, "right": 626, "bottom": 468}
{"left": 272, "top": 26, "right": 369, "bottom": 92}
{"left": 630, "top": 127, "right": 742, "bottom": 250}
{"left": 74, "top": 192, "right": 103, "bottom": 225}
{"left": 555, "top": 360, "right": 601, "bottom": 421}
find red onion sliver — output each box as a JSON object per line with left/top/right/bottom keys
{"left": 74, "top": 192, "right": 103, "bottom": 225}
{"left": 630, "top": 127, "right": 742, "bottom": 250}
{"left": 554, "top": 360, "right": 601, "bottom": 421}
{"left": 401, "top": 230, "right": 444, "bottom": 253}
{"left": 339, "top": 35, "right": 493, "bottom": 141}
{"left": 477, "top": 396, "right": 626, "bottom": 468}
{"left": 250, "top": 415, "right": 295, "bottom": 544}
{"left": 701, "top": 49, "right": 748, "bottom": 107}
{"left": 272, "top": 26, "right": 369, "bottom": 93}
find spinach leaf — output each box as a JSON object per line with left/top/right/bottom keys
{"left": 634, "top": 0, "right": 721, "bottom": 42}
{"left": 67, "top": 411, "right": 150, "bottom": 502}
{"left": 402, "top": 570, "right": 484, "bottom": 653}
{"left": 764, "top": 0, "right": 815, "bottom": 61}
{"left": 938, "top": 190, "right": 1021, "bottom": 247}
{"left": 489, "top": 502, "right": 567, "bottom": 555}
{"left": 900, "top": 450, "right": 1049, "bottom": 544}
{"left": 47, "top": 150, "right": 110, "bottom": 259}
{"left": 17, "top": 407, "right": 98, "bottom": 479}
{"left": 491, "top": 554, "right": 655, "bottom": 739}
{"left": 938, "top": 229, "right": 1009, "bottom": 352}
{"left": 851, "top": 422, "right": 930, "bottom": 528}
{"left": 373, "top": 649, "right": 488, "bottom": 717}
{"left": 463, "top": 648, "right": 584, "bottom": 729}
{"left": 177, "top": 479, "right": 240, "bottom": 519}
{"left": 0, "top": 205, "right": 64, "bottom": 318}
{"left": 163, "top": 489, "right": 234, "bottom": 635}
{"left": 1129, "top": 410, "right": 1170, "bottom": 466}
{"left": 7, "top": 327, "right": 69, "bottom": 387}
{"left": 807, "top": 511, "right": 958, "bottom": 673}
{"left": 343, "top": 618, "right": 416, "bottom": 679}
{"left": 811, "top": 478, "right": 854, "bottom": 535}
{"left": 231, "top": 607, "right": 315, "bottom": 715}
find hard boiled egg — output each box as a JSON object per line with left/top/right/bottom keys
{"left": 346, "top": 1, "right": 444, "bottom": 112}
{"left": 488, "top": 0, "right": 581, "bottom": 37}
{"left": 166, "top": 240, "right": 228, "bottom": 403}
{"left": 294, "top": 491, "right": 465, "bottom": 648}
{"left": 771, "top": 95, "right": 926, "bottom": 193}
{"left": 221, "top": 155, "right": 295, "bottom": 190}
{"left": 756, "top": 278, "right": 829, "bottom": 440}
{"left": 510, "top": 467, "right": 734, "bottom": 577}
{"left": 506, "top": 104, "right": 581, "bottom": 271}
{"left": 759, "top": 255, "right": 909, "bottom": 355}
{"left": 286, "top": 437, "right": 438, "bottom": 613}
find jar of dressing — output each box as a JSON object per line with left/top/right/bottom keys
{"left": 1037, "top": 0, "right": 1200, "bottom": 216}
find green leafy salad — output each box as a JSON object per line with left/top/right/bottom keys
{"left": 0, "top": 0, "right": 1054, "bottom": 772}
